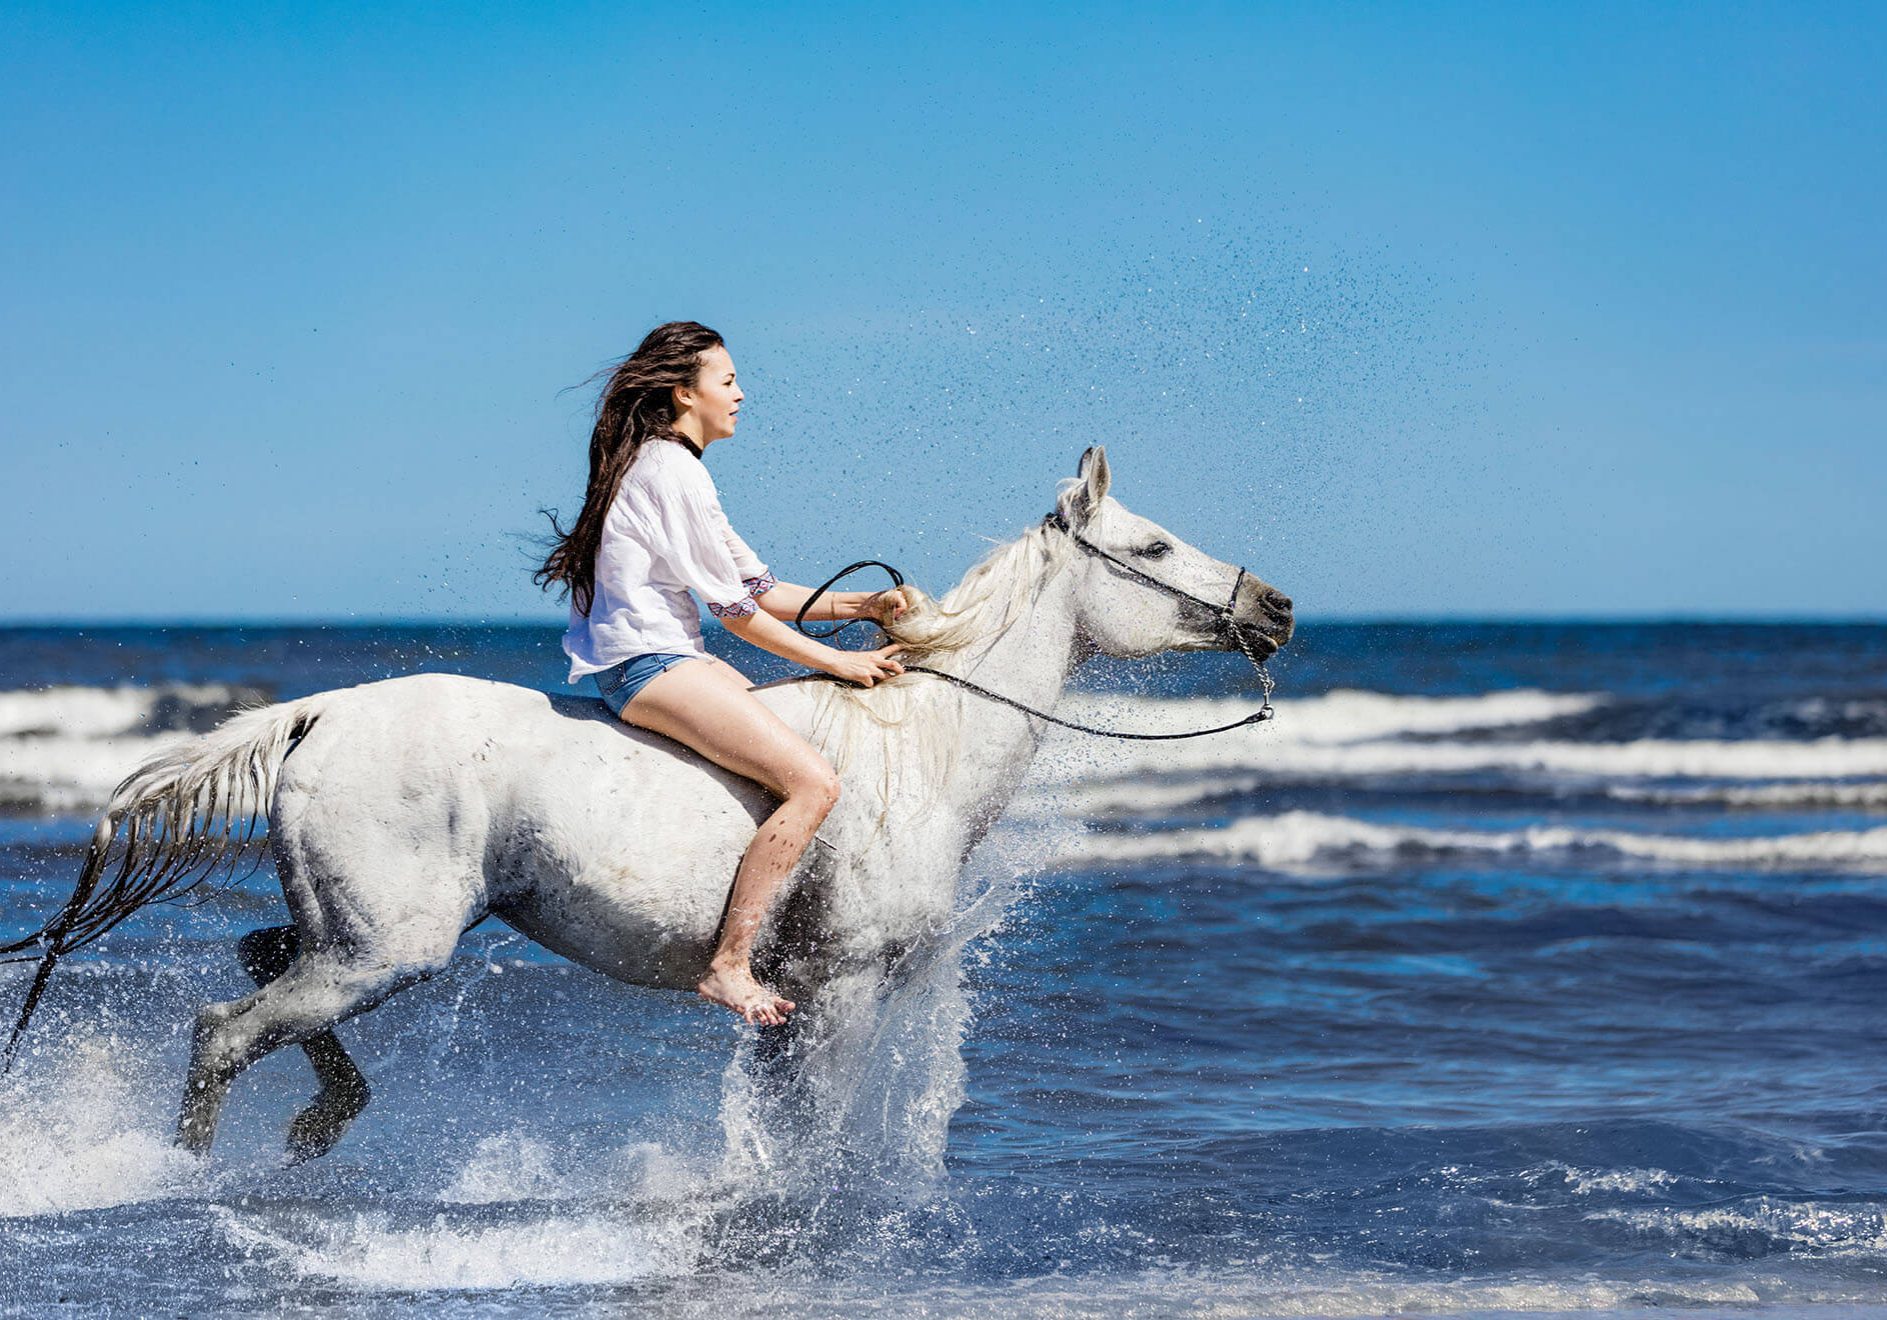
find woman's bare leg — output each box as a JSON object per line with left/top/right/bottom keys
{"left": 619, "top": 657, "right": 840, "bottom": 1025}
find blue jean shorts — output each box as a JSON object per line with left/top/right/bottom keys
{"left": 593, "top": 653, "right": 703, "bottom": 717}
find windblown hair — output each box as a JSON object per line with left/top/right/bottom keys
{"left": 535, "top": 321, "right": 726, "bottom": 615}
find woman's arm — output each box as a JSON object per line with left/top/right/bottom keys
{"left": 720, "top": 608, "right": 905, "bottom": 685}
{"left": 757, "top": 582, "right": 909, "bottom": 625}
{"left": 636, "top": 455, "right": 901, "bottom": 681}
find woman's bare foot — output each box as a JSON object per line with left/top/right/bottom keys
{"left": 697, "top": 963, "right": 796, "bottom": 1026}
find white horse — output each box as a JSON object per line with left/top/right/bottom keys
{"left": 5, "top": 447, "right": 1293, "bottom": 1160}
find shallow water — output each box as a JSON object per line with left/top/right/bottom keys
{"left": 3, "top": 621, "right": 1887, "bottom": 1317}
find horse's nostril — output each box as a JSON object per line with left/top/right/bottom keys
{"left": 1266, "top": 591, "right": 1293, "bottom": 613}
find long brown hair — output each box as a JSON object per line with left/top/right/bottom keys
{"left": 536, "top": 320, "right": 725, "bottom": 614}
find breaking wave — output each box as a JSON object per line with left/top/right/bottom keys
{"left": 1594, "top": 1196, "right": 1887, "bottom": 1258}
{"left": 0, "top": 683, "right": 258, "bottom": 812}
{"left": 1056, "top": 810, "right": 1887, "bottom": 873}
{"left": 1038, "top": 700, "right": 1887, "bottom": 780}
{"left": 0, "top": 683, "right": 260, "bottom": 740}
{"left": 1608, "top": 780, "right": 1887, "bottom": 809}
{"left": 1016, "top": 689, "right": 1887, "bottom": 820}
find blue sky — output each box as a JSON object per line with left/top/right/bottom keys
{"left": 3, "top": 2, "right": 1881, "bottom": 621}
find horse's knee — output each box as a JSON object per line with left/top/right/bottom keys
{"left": 303, "top": 1037, "right": 372, "bottom": 1113}
{"left": 329, "top": 1066, "right": 371, "bottom": 1112}
{"left": 188, "top": 1002, "right": 249, "bottom": 1083}
{"left": 192, "top": 995, "right": 246, "bottom": 1040}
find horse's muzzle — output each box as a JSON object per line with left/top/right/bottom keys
{"left": 1229, "top": 575, "right": 1295, "bottom": 652}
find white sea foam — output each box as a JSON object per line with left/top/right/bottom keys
{"left": 1052, "top": 810, "right": 1887, "bottom": 873}
{"left": 0, "top": 683, "right": 248, "bottom": 739}
{"left": 1273, "top": 687, "right": 1607, "bottom": 740}
{"left": 438, "top": 1132, "right": 694, "bottom": 1205}
{"left": 777, "top": 1265, "right": 1780, "bottom": 1317}
{"left": 1609, "top": 780, "right": 1887, "bottom": 809}
{"left": 1176, "top": 1271, "right": 1771, "bottom": 1316}
{"left": 218, "top": 1206, "right": 690, "bottom": 1291}
{"left": 1020, "top": 690, "right": 1887, "bottom": 814}
{"left": 1003, "top": 686, "right": 1887, "bottom": 826}
{"left": 0, "top": 1031, "right": 207, "bottom": 1217}
{"left": 0, "top": 686, "right": 159, "bottom": 739}
{"left": 0, "top": 731, "right": 193, "bottom": 813}
{"left": 0, "top": 684, "right": 252, "bottom": 812}
{"left": 1532, "top": 1161, "right": 1682, "bottom": 1196}
{"left": 1594, "top": 1196, "right": 1887, "bottom": 1256}
{"left": 1030, "top": 688, "right": 1600, "bottom": 781}
{"left": 1045, "top": 723, "right": 1887, "bottom": 787}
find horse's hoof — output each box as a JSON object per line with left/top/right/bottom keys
{"left": 285, "top": 1107, "right": 350, "bottom": 1164}
{"left": 284, "top": 1087, "right": 368, "bottom": 1164}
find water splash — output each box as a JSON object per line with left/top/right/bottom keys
{"left": 0, "top": 1028, "right": 206, "bottom": 1217}
{"left": 216, "top": 1205, "right": 690, "bottom": 1292}
{"left": 712, "top": 826, "right": 1055, "bottom": 1227}
{"left": 439, "top": 1132, "right": 695, "bottom": 1206}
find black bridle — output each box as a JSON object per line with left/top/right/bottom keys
{"left": 1041, "top": 509, "right": 1280, "bottom": 676}
{"left": 789, "top": 512, "right": 1276, "bottom": 740}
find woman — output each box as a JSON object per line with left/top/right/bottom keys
{"left": 537, "top": 321, "right": 908, "bottom": 1026}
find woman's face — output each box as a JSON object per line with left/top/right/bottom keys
{"left": 676, "top": 345, "right": 743, "bottom": 443}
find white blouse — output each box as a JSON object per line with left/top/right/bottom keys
{"left": 562, "top": 438, "right": 774, "bottom": 682}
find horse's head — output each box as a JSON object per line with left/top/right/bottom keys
{"left": 1051, "top": 446, "right": 1294, "bottom": 662}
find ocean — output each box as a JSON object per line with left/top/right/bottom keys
{"left": 3, "top": 621, "right": 1886, "bottom": 1318}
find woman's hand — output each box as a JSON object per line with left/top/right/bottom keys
{"left": 860, "top": 587, "right": 912, "bottom": 627}
{"left": 823, "top": 643, "right": 905, "bottom": 687}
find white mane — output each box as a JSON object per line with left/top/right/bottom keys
{"left": 904, "top": 521, "right": 1072, "bottom": 659}
{"left": 802, "top": 521, "right": 1075, "bottom": 818}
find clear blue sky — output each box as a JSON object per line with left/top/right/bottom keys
{"left": 3, "top": 2, "right": 1881, "bottom": 621}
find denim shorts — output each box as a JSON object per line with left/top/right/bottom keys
{"left": 593, "top": 653, "right": 703, "bottom": 716}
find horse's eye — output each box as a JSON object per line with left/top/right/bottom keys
{"left": 1135, "top": 541, "right": 1173, "bottom": 560}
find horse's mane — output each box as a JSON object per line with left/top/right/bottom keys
{"left": 892, "top": 520, "right": 1070, "bottom": 660}
{"left": 804, "top": 520, "right": 1073, "bottom": 816}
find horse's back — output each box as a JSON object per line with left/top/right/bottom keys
{"left": 268, "top": 672, "right": 783, "bottom": 988}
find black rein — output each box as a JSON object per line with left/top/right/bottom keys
{"left": 787, "top": 514, "right": 1275, "bottom": 740}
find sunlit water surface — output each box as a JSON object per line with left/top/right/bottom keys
{"left": 4, "top": 621, "right": 1887, "bottom": 1318}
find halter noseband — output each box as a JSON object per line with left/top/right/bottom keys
{"left": 1040, "top": 509, "right": 1257, "bottom": 652}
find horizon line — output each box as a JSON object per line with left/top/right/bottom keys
{"left": 3, "top": 613, "right": 1886, "bottom": 630}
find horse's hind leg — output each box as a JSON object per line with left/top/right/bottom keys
{"left": 177, "top": 933, "right": 456, "bottom": 1157}
{"left": 236, "top": 926, "right": 372, "bottom": 1163}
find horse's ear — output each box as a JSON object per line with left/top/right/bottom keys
{"left": 1057, "top": 446, "right": 1113, "bottom": 526}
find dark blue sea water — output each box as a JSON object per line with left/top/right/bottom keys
{"left": 3, "top": 622, "right": 1887, "bottom": 1318}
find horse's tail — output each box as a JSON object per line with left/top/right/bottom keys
{"left": 1, "top": 695, "right": 325, "bottom": 1070}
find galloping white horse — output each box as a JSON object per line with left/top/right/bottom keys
{"left": 6, "top": 448, "right": 1294, "bottom": 1160}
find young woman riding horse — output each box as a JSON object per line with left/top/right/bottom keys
{"left": 536, "top": 322, "right": 910, "bottom": 1026}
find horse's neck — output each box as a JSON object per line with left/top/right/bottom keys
{"left": 914, "top": 554, "right": 1084, "bottom": 825}
{"left": 763, "top": 545, "right": 1083, "bottom": 841}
